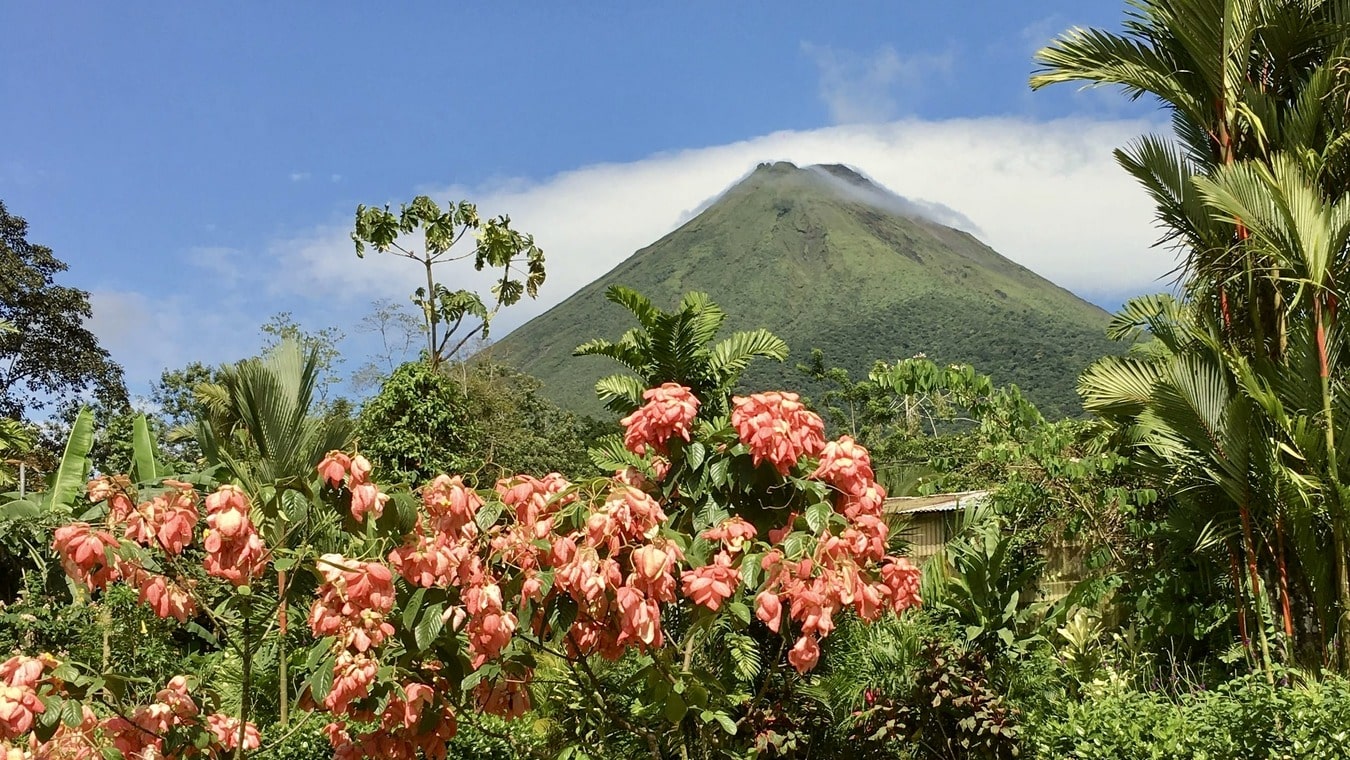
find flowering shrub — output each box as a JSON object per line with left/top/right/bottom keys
{"left": 11, "top": 378, "right": 921, "bottom": 758}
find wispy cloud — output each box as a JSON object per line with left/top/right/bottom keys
{"left": 801, "top": 43, "right": 954, "bottom": 124}
{"left": 276, "top": 116, "right": 1168, "bottom": 334}
{"left": 290, "top": 172, "right": 311, "bottom": 182}
{"left": 89, "top": 115, "right": 1171, "bottom": 392}
{"left": 187, "top": 246, "right": 243, "bottom": 287}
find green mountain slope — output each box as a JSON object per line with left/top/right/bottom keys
{"left": 487, "top": 161, "right": 1118, "bottom": 420}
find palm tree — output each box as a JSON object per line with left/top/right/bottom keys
{"left": 1082, "top": 151, "right": 1350, "bottom": 667}
{"left": 188, "top": 339, "right": 355, "bottom": 726}
{"left": 574, "top": 286, "right": 789, "bottom": 419}
{"left": 1031, "top": 0, "right": 1350, "bottom": 354}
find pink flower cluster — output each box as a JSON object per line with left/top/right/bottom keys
{"left": 51, "top": 523, "right": 120, "bottom": 591}
{"left": 3, "top": 660, "right": 261, "bottom": 760}
{"left": 124, "top": 480, "right": 199, "bottom": 555}
{"left": 731, "top": 392, "right": 827, "bottom": 474}
{"left": 318, "top": 451, "right": 387, "bottom": 523}
{"left": 620, "top": 383, "right": 700, "bottom": 455}
{"left": 309, "top": 554, "right": 397, "bottom": 656}
{"left": 0, "top": 656, "right": 51, "bottom": 741}
{"left": 203, "top": 486, "right": 269, "bottom": 586}
{"left": 324, "top": 679, "right": 457, "bottom": 760}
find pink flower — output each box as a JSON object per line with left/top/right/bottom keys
{"left": 0, "top": 657, "right": 46, "bottom": 689}
{"left": 325, "top": 653, "right": 377, "bottom": 714}
{"left": 616, "top": 586, "right": 662, "bottom": 648}
{"left": 731, "top": 391, "right": 827, "bottom": 474}
{"left": 203, "top": 486, "right": 268, "bottom": 586}
{"left": 840, "top": 482, "right": 886, "bottom": 520}
{"left": 810, "top": 436, "right": 876, "bottom": 497}
{"left": 349, "top": 455, "right": 373, "bottom": 483}
{"left": 424, "top": 475, "right": 483, "bottom": 536}
{"left": 880, "top": 558, "right": 923, "bottom": 612}
{"left": 203, "top": 528, "right": 268, "bottom": 587}
{"left": 136, "top": 572, "right": 197, "bottom": 623}
{"left": 86, "top": 476, "right": 117, "bottom": 504}
{"left": 0, "top": 685, "right": 43, "bottom": 739}
{"left": 318, "top": 451, "right": 352, "bottom": 487}
{"left": 124, "top": 486, "right": 198, "bottom": 555}
{"left": 349, "top": 482, "right": 387, "bottom": 523}
{"left": 207, "top": 713, "right": 261, "bottom": 752}
{"left": 703, "top": 517, "right": 757, "bottom": 553}
{"left": 787, "top": 635, "right": 820, "bottom": 673}
{"left": 628, "top": 541, "right": 682, "bottom": 600}
{"left": 308, "top": 556, "right": 396, "bottom": 652}
{"left": 755, "top": 592, "right": 782, "bottom": 633}
{"left": 51, "top": 523, "right": 120, "bottom": 591}
{"left": 619, "top": 383, "right": 700, "bottom": 455}
{"left": 680, "top": 552, "right": 740, "bottom": 611}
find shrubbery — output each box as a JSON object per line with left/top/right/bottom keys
{"left": 1023, "top": 673, "right": 1350, "bottom": 759}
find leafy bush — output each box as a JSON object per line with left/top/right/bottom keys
{"left": 1023, "top": 673, "right": 1350, "bottom": 759}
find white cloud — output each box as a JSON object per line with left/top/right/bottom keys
{"left": 277, "top": 116, "right": 1171, "bottom": 346}
{"left": 187, "top": 246, "right": 243, "bottom": 286}
{"left": 87, "top": 289, "right": 259, "bottom": 386}
{"left": 801, "top": 43, "right": 954, "bottom": 124}
{"left": 290, "top": 172, "right": 311, "bottom": 182}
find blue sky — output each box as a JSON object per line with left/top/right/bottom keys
{"left": 2, "top": 2, "right": 1164, "bottom": 397}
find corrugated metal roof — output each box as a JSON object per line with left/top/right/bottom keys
{"left": 882, "top": 490, "right": 989, "bottom": 514}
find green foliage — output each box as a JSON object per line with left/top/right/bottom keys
{"left": 0, "top": 577, "right": 197, "bottom": 706}
{"left": 260, "top": 311, "right": 347, "bottom": 405}
{"left": 356, "top": 361, "right": 479, "bottom": 483}
{"left": 849, "top": 639, "right": 1022, "bottom": 760}
{"left": 575, "top": 286, "right": 788, "bottom": 418}
{"left": 264, "top": 718, "right": 331, "bottom": 760}
{"left": 352, "top": 195, "right": 544, "bottom": 369}
{"left": 931, "top": 503, "right": 1047, "bottom": 661}
{"left": 0, "top": 417, "right": 36, "bottom": 489}
{"left": 490, "top": 162, "right": 1119, "bottom": 421}
{"left": 1023, "top": 673, "right": 1350, "bottom": 759}
{"left": 192, "top": 338, "right": 355, "bottom": 495}
{"left": 357, "top": 361, "right": 603, "bottom": 485}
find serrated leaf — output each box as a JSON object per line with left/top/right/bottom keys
{"left": 403, "top": 587, "right": 428, "bottom": 629}
{"left": 685, "top": 441, "right": 707, "bottom": 470}
{"left": 415, "top": 603, "right": 445, "bottom": 650}
{"left": 309, "top": 657, "right": 335, "bottom": 704}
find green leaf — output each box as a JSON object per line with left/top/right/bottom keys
{"left": 805, "top": 502, "right": 832, "bottom": 534}
{"left": 475, "top": 501, "right": 504, "bottom": 532}
{"left": 415, "top": 603, "right": 446, "bottom": 650}
{"left": 403, "top": 587, "right": 428, "bottom": 630}
{"left": 685, "top": 441, "right": 707, "bottom": 470}
{"left": 727, "top": 601, "right": 751, "bottom": 626}
{"left": 309, "top": 656, "right": 335, "bottom": 704}
{"left": 130, "top": 414, "right": 158, "bottom": 484}
{"left": 709, "top": 458, "right": 730, "bottom": 487}
{"left": 714, "top": 712, "right": 738, "bottom": 736}
{"left": 60, "top": 698, "right": 83, "bottom": 728}
{"left": 47, "top": 408, "right": 94, "bottom": 510}
{"left": 0, "top": 500, "right": 40, "bottom": 520}
{"left": 662, "top": 692, "right": 688, "bottom": 723}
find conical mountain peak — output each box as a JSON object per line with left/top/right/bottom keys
{"left": 490, "top": 161, "right": 1118, "bottom": 419}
